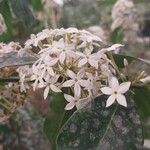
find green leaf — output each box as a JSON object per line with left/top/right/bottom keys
{"left": 9, "top": 0, "right": 37, "bottom": 27}
{"left": 29, "top": 0, "right": 43, "bottom": 11}
{"left": 112, "top": 54, "right": 134, "bottom": 68}
{"left": 112, "top": 54, "right": 150, "bottom": 69}
{"left": 99, "top": 0, "right": 116, "bottom": 5}
{"left": 110, "top": 28, "right": 124, "bottom": 43}
{"left": 0, "top": 52, "right": 37, "bottom": 69}
{"left": 133, "top": 87, "right": 150, "bottom": 118}
{"left": 43, "top": 93, "right": 74, "bottom": 149}
{"left": 57, "top": 95, "right": 143, "bottom": 150}
{"left": 0, "top": 0, "right": 13, "bottom": 41}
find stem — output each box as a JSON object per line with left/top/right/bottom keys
{"left": 0, "top": 101, "right": 14, "bottom": 112}
{"left": 1, "top": 97, "right": 13, "bottom": 106}
{"left": 107, "top": 52, "right": 126, "bottom": 81}
{"left": 0, "top": 77, "right": 19, "bottom": 83}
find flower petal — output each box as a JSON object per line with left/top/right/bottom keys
{"left": 67, "top": 70, "right": 76, "bottom": 79}
{"left": 78, "top": 58, "right": 87, "bottom": 67}
{"left": 76, "top": 96, "right": 91, "bottom": 110}
{"left": 101, "top": 87, "right": 113, "bottom": 95}
{"left": 116, "top": 94, "right": 127, "bottom": 107}
{"left": 65, "top": 101, "right": 75, "bottom": 110}
{"left": 50, "top": 84, "right": 62, "bottom": 93}
{"left": 118, "top": 82, "right": 131, "bottom": 94}
{"left": 44, "top": 86, "right": 50, "bottom": 99}
{"left": 106, "top": 94, "right": 116, "bottom": 107}
{"left": 64, "top": 94, "right": 75, "bottom": 102}
{"left": 79, "top": 80, "right": 89, "bottom": 87}
{"left": 49, "top": 58, "right": 58, "bottom": 66}
{"left": 62, "top": 80, "right": 75, "bottom": 87}
{"left": 47, "top": 67, "right": 55, "bottom": 76}
{"left": 59, "top": 52, "right": 66, "bottom": 64}
{"left": 77, "top": 69, "right": 85, "bottom": 79}
{"left": 109, "top": 77, "right": 119, "bottom": 89}
{"left": 74, "top": 83, "right": 81, "bottom": 98}
{"left": 89, "top": 59, "right": 98, "bottom": 69}
{"left": 76, "top": 51, "right": 85, "bottom": 57}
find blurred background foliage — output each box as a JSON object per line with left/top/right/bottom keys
{"left": 0, "top": 0, "right": 150, "bottom": 149}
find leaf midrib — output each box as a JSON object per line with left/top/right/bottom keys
{"left": 97, "top": 104, "right": 118, "bottom": 149}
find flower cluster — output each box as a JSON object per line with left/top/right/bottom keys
{"left": 17, "top": 28, "right": 130, "bottom": 110}
{"left": 0, "top": 13, "right": 7, "bottom": 35}
{"left": 111, "top": 0, "right": 137, "bottom": 31}
{"left": 0, "top": 42, "right": 21, "bottom": 57}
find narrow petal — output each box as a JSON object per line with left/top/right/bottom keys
{"left": 76, "top": 51, "right": 86, "bottom": 57}
{"left": 74, "top": 83, "right": 81, "bottom": 98}
{"left": 118, "top": 82, "right": 131, "bottom": 94}
{"left": 89, "top": 59, "right": 98, "bottom": 69}
{"left": 49, "top": 58, "right": 58, "bottom": 66}
{"left": 50, "top": 84, "right": 62, "bottom": 93}
{"left": 109, "top": 77, "right": 119, "bottom": 89}
{"left": 44, "top": 86, "right": 50, "bottom": 99}
{"left": 47, "top": 67, "right": 55, "bottom": 76}
{"left": 101, "top": 87, "right": 113, "bottom": 95}
{"left": 77, "top": 69, "right": 85, "bottom": 79}
{"left": 76, "top": 97, "right": 91, "bottom": 110}
{"left": 64, "top": 94, "right": 75, "bottom": 102}
{"left": 65, "top": 101, "right": 75, "bottom": 110}
{"left": 66, "top": 50, "right": 76, "bottom": 58}
{"left": 78, "top": 58, "right": 87, "bottom": 67}
{"left": 106, "top": 94, "right": 116, "bottom": 107}
{"left": 116, "top": 94, "right": 127, "bottom": 107}
{"left": 67, "top": 70, "right": 76, "bottom": 79}
{"left": 41, "top": 67, "right": 46, "bottom": 78}
{"left": 59, "top": 52, "right": 66, "bottom": 64}
{"left": 79, "top": 80, "right": 89, "bottom": 87}
{"left": 62, "top": 80, "right": 75, "bottom": 87}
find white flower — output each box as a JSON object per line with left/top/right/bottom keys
{"left": 18, "top": 27, "right": 121, "bottom": 107}
{"left": 100, "top": 44, "right": 124, "bottom": 53}
{"left": 0, "top": 42, "right": 21, "bottom": 56}
{"left": 111, "top": 0, "right": 136, "bottom": 31}
{"left": 62, "top": 69, "right": 89, "bottom": 97}
{"left": 64, "top": 94, "right": 79, "bottom": 110}
{"left": 45, "top": 41, "right": 75, "bottom": 64}
{"left": 77, "top": 49, "right": 99, "bottom": 69}
{"left": 64, "top": 94, "right": 92, "bottom": 110}
{"left": 101, "top": 77, "right": 131, "bottom": 107}
{"left": 17, "top": 65, "right": 31, "bottom": 92}
{"left": 43, "top": 75, "right": 62, "bottom": 99}
{"left": 86, "top": 72, "right": 101, "bottom": 96}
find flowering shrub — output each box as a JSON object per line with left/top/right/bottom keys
{"left": 0, "top": 27, "right": 149, "bottom": 149}
{"left": 17, "top": 28, "right": 128, "bottom": 110}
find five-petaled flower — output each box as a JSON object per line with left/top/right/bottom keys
{"left": 101, "top": 77, "right": 131, "bottom": 107}
{"left": 62, "top": 69, "right": 89, "bottom": 98}
{"left": 64, "top": 94, "right": 80, "bottom": 110}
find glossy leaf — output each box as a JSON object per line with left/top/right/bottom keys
{"left": 133, "top": 87, "right": 150, "bottom": 118}
{"left": 111, "top": 28, "right": 124, "bottom": 43}
{"left": 43, "top": 93, "right": 74, "bottom": 149}
{"left": 57, "top": 95, "right": 143, "bottom": 150}
{"left": 112, "top": 54, "right": 134, "bottom": 68}
{"left": 0, "top": 52, "right": 37, "bottom": 69}
{"left": 112, "top": 54, "right": 150, "bottom": 69}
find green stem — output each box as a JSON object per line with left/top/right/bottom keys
{"left": 107, "top": 52, "right": 126, "bottom": 82}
